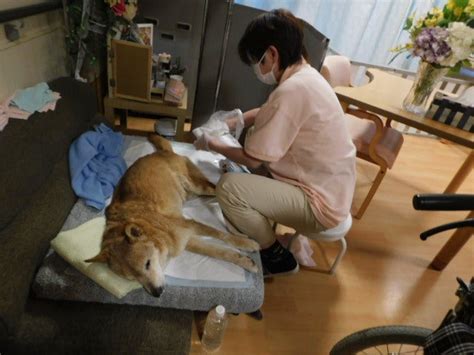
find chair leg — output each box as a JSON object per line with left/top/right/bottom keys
{"left": 299, "top": 237, "right": 347, "bottom": 275}
{"left": 443, "top": 151, "right": 473, "bottom": 194}
{"left": 329, "top": 238, "right": 347, "bottom": 275}
{"left": 353, "top": 167, "right": 386, "bottom": 219}
{"left": 247, "top": 309, "right": 264, "bottom": 320}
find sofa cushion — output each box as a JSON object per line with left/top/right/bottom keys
{"left": 0, "top": 156, "right": 77, "bottom": 338}
{"left": 0, "top": 77, "right": 99, "bottom": 338}
{"left": 0, "top": 77, "right": 96, "bottom": 231}
{"left": 6, "top": 298, "right": 192, "bottom": 354}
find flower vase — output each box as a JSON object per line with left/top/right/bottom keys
{"left": 403, "top": 61, "right": 448, "bottom": 115}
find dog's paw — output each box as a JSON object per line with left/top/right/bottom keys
{"left": 239, "top": 255, "right": 259, "bottom": 273}
{"left": 205, "top": 186, "right": 216, "bottom": 196}
{"left": 231, "top": 236, "right": 260, "bottom": 252}
{"left": 200, "top": 182, "right": 216, "bottom": 196}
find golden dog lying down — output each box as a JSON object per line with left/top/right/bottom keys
{"left": 86, "top": 135, "right": 259, "bottom": 297}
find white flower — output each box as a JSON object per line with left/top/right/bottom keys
{"left": 440, "top": 22, "right": 474, "bottom": 67}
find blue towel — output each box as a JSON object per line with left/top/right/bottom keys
{"left": 69, "top": 124, "right": 127, "bottom": 210}
{"left": 12, "top": 82, "right": 57, "bottom": 113}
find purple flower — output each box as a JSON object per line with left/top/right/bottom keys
{"left": 412, "top": 27, "right": 452, "bottom": 64}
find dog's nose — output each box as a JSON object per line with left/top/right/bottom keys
{"left": 150, "top": 286, "right": 164, "bottom": 297}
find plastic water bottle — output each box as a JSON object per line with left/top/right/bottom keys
{"left": 201, "top": 305, "right": 228, "bottom": 352}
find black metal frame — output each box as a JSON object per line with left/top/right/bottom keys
{"left": 0, "top": 1, "right": 62, "bottom": 24}
{"left": 413, "top": 194, "right": 474, "bottom": 240}
{"left": 413, "top": 194, "right": 474, "bottom": 211}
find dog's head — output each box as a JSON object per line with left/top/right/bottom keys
{"left": 85, "top": 221, "right": 169, "bottom": 297}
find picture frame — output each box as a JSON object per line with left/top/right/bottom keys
{"left": 137, "top": 23, "right": 153, "bottom": 48}
{"left": 111, "top": 39, "right": 152, "bottom": 102}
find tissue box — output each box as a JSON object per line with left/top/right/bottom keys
{"left": 164, "top": 78, "right": 186, "bottom": 106}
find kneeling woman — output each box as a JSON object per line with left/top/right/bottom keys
{"left": 194, "top": 9, "right": 356, "bottom": 277}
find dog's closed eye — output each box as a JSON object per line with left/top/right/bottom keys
{"left": 145, "top": 260, "right": 151, "bottom": 270}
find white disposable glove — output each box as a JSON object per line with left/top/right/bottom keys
{"left": 227, "top": 109, "right": 244, "bottom": 139}
{"left": 192, "top": 109, "right": 244, "bottom": 152}
{"left": 192, "top": 109, "right": 244, "bottom": 140}
{"left": 192, "top": 120, "right": 228, "bottom": 139}
{"left": 193, "top": 132, "right": 212, "bottom": 151}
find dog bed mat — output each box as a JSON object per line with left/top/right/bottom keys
{"left": 32, "top": 136, "right": 264, "bottom": 313}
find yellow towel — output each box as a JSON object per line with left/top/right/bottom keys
{"left": 50, "top": 217, "right": 142, "bottom": 298}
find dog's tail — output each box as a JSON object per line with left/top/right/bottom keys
{"left": 148, "top": 134, "right": 173, "bottom": 152}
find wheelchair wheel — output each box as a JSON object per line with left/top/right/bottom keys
{"left": 330, "top": 325, "right": 433, "bottom": 355}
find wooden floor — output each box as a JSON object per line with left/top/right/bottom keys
{"left": 185, "top": 134, "right": 473, "bottom": 354}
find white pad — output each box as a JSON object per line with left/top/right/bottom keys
{"left": 51, "top": 140, "right": 246, "bottom": 299}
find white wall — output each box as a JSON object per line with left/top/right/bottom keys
{"left": 0, "top": 9, "right": 68, "bottom": 101}
{"left": 0, "top": 0, "right": 55, "bottom": 11}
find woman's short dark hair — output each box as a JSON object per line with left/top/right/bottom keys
{"left": 238, "top": 9, "right": 307, "bottom": 70}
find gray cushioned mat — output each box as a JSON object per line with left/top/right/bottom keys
{"left": 32, "top": 137, "right": 264, "bottom": 313}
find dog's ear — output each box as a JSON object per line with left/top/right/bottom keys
{"left": 125, "top": 223, "right": 143, "bottom": 243}
{"left": 85, "top": 249, "right": 109, "bottom": 263}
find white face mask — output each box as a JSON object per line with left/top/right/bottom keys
{"left": 252, "top": 50, "right": 277, "bottom": 85}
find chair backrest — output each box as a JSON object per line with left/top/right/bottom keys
{"left": 321, "top": 55, "right": 352, "bottom": 88}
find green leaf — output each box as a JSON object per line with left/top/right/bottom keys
{"left": 388, "top": 50, "right": 406, "bottom": 65}
{"left": 458, "top": 13, "right": 468, "bottom": 22}
{"left": 438, "top": 18, "right": 450, "bottom": 27}
{"left": 455, "top": 0, "right": 468, "bottom": 7}
{"left": 404, "top": 16, "right": 413, "bottom": 30}
{"left": 462, "top": 59, "right": 472, "bottom": 68}
{"left": 467, "top": 17, "right": 474, "bottom": 28}
{"left": 443, "top": 7, "right": 453, "bottom": 21}
{"left": 451, "top": 61, "right": 463, "bottom": 73}
{"left": 412, "top": 26, "right": 424, "bottom": 39}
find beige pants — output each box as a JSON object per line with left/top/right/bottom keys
{"left": 216, "top": 173, "right": 326, "bottom": 247}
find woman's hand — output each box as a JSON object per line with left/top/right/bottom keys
{"left": 193, "top": 132, "right": 214, "bottom": 151}
{"left": 226, "top": 116, "right": 239, "bottom": 131}
{"left": 228, "top": 108, "right": 260, "bottom": 132}
{"left": 223, "top": 109, "right": 243, "bottom": 132}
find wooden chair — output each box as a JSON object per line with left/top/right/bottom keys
{"left": 321, "top": 55, "right": 404, "bottom": 219}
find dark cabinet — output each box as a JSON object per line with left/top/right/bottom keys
{"left": 137, "top": 0, "right": 329, "bottom": 128}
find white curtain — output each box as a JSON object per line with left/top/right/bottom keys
{"left": 235, "top": 0, "right": 447, "bottom": 71}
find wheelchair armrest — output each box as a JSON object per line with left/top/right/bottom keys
{"left": 420, "top": 219, "right": 474, "bottom": 240}
{"left": 413, "top": 194, "right": 474, "bottom": 211}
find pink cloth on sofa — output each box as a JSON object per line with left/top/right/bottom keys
{"left": 0, "top": 92, "right": 61, "bottom": 131}
{"left": 0, "top": 96, "right": 30, "bottom": 130}
{"left": 0, "top": 111, "right": 8, "bottom": 131}
{"left": 39, "top": 100, "right": 58, "bottom": 113}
